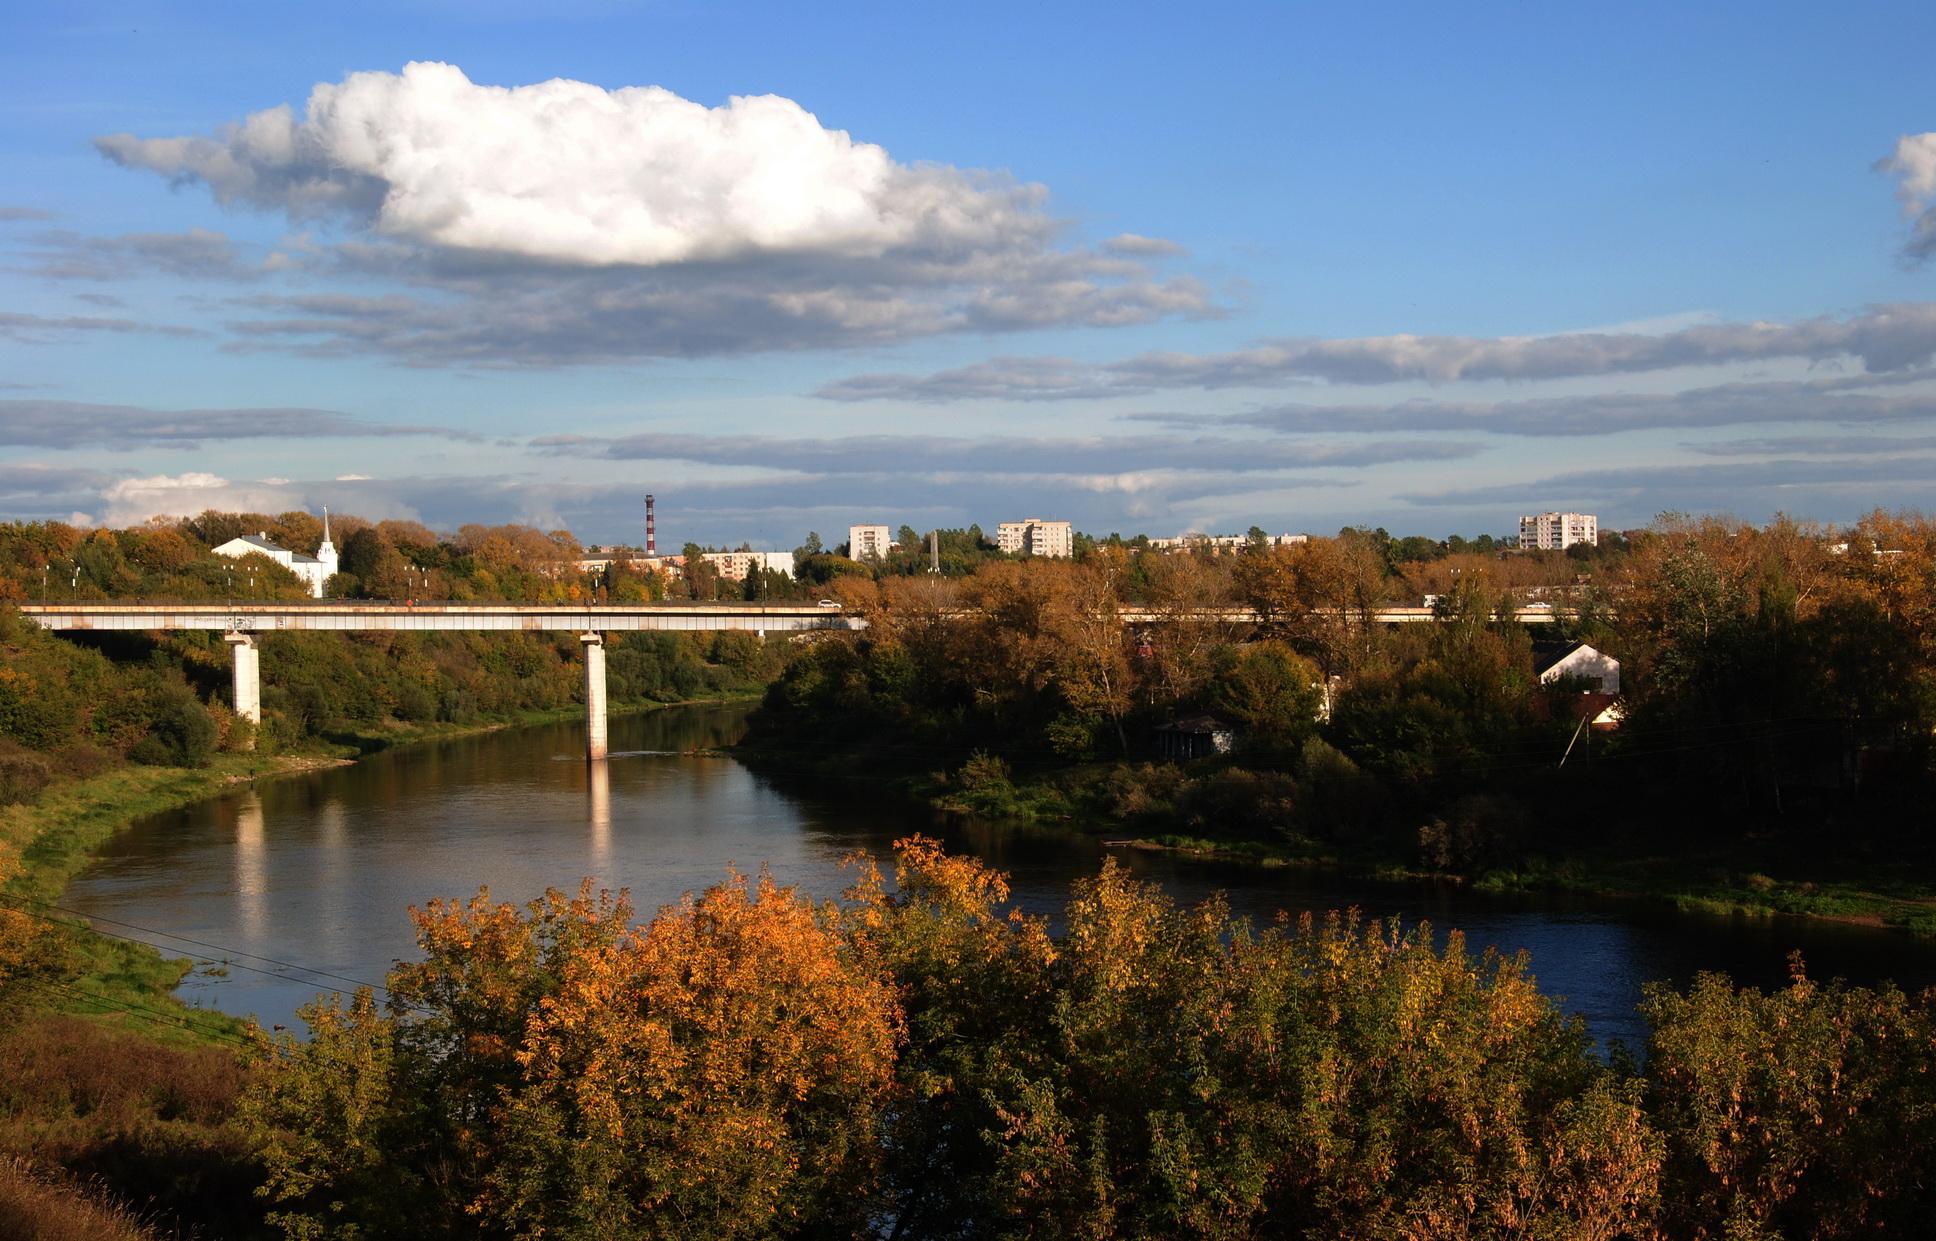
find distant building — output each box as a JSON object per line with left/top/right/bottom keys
{"left": 1155, "top": 714, "right": 1236, "bottom": 761}
{"left": 848, "top": 524, "right": 892, "bottom": 562}
{"left": 1519, "top": 512, "right": 1598, "bottom": 550}
{"left": 1148, "top": 532, "right": 1308, "bottom": 554}
{"left": 700, "top": 550, "right": 796, "bottom": 582}
{"left": 1536, "top": 641, "right": 1621, "bottom": 694}
{"left": 212, "top": 511, "right": 338, "bottom": 598}
{"left": 997, "top": 518, "right": 1074, "bottom": 558}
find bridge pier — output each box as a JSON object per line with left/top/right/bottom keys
{"left": 581, "top": 631, "right": 607, "bottom": 761}
{"left": 224, "top": 632, "right": 260, "bottom": 741}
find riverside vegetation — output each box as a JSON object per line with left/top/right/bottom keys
{"left": 6, "top": 838, "right": 1936, "bottom": 1237}
{"left": 750, "top": 512, "right": 1936, "bottom": 930}
{"left": 3, "top": 509, "right": 1936, "bottom": 1234}
{"left": 0, "top": 512, "right": 785, "bottom": 1235}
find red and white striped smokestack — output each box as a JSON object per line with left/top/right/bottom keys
{"left": 645, "top": 494, "right": 656, "bottom": 555}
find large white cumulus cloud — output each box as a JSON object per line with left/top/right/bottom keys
{"left": 1882, "top": 131, "right": 1936, "bottom": 260}
{"left": 97, "top": 61, "right": 1051, "bottom": 268}
{"left": 91, "top": 63, "right": 1203, "bottom": 361}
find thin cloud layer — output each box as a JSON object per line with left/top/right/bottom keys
{"left": 91, "top": 62, "right": 1206, "bottom": 362}
{"left": 0, "top": 399, "right": 479, "bottom": 450}
{"left": 1149, "top": 373, "right": 1936, "bottom": 438}
{"left": 818, "top": 305, "right": 1936, "bottom": 401}
{"left": 0, "top": 310, "right": 201, "bottom": 342}
{"left": 531, "top": 430, "right": 1477, "bottom": 474}
{"left": 80, "top": 468, "right": 1347, "bottom": 537}
{"left": 21, "top": 228, "right": 260, "bottom": 282}
{"left": 1401, "top": 456, "right": 1936, "bottom": 509}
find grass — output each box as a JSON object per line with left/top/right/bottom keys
{"left": 0, "top": 1156, "right": 163, "bottom": 1241}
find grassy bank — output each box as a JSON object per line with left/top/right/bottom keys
{"left": 1, "top": 754, "right": 334, "bottom": 1046}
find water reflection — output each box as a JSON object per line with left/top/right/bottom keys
{"left": 65, "top": 702, "right": 1936, "bottom": 1049}
{"left": 233, "top": 792, "right": 266, "bottom": 944}
{"left": 588, "top": 759, "right": 611, "bottom": 871}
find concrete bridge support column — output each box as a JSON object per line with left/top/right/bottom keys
{"left": 224, "top": 632, "right": 261, "bottom": 741}
{"left": 582, "top": 631, "right": 608, "bottom": 761}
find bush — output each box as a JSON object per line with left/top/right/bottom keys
{"left": 48, "top": 743, "right": 114, "bottom": 781}
{"left": 0, "top": 742, "right": 52, "bottom": 806}
{"left": 218, "top": 713, "right": 257, "bottom": 754}
{"left": 127, "top": 684, "right": 216, "bottom": 768}
{"left": 1175, "top": 766, "right": 1299, "bottom": 839}
{"left": 950, "top": 750, "right": 1027, "bottom": 818}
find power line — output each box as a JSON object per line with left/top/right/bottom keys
{"left": 1, "top": 893, "right": 434, "bottom": 1018}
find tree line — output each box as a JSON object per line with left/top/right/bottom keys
{"left": 752, "top": 512, "right": 1936, "bottom": 871}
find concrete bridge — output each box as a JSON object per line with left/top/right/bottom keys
{"left": 18, "top": 599, "right": 1561, "bottom": 760}
{"left": 20, "top": 601, "right": 860, "bottom": 761}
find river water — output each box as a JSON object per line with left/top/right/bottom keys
{"left": 64, "top": 702, "right": 1936, "bottom": 1052}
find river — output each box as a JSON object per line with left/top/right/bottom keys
{"left": 64, "top": 702, "right": 1936, "bottom": 1052}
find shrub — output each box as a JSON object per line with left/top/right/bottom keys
{"left": 0, "top": 741, "right": 52, "bottom": 806}
{"left": 951, "top": 750, "right": 1027, "bottom": 818}
{"left": 127, "top": 683, "right": 216, "bottom": 768}
{"left": 1175, "top": 766, "right": 1299, "bottom": 839}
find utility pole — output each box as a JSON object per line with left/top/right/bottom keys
{"left": 930, "top": 529, "right": 940, "bottom": 574}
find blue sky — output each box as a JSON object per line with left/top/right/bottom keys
{"left": 6, "top": 0, "right": 1936, "bottom": 545}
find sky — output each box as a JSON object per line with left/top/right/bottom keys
{"left": 6, "top": 0, "right": 1936, "bottom": 546}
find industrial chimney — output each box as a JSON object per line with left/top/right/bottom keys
{"left": 645, "top": 494, "right": 656, "bottom": 555}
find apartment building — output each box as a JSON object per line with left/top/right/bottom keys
{"left": 848, "top": 524, "right": 892, "bottom": 562}
{"left": 997, "top": 518, "right": 1074, "bottom": 558}
{"left": 1518, "top": 512, "right": 1598, "bottom": 550}
{"left": 701, "top": 550, "right": 796, "bottom": 581}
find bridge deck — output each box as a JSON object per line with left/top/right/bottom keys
{"left": 18, "top": 600, "right": 1561, "bottom": 633}
{"left": 17, "top": 601, "right": 861, "bottom": 634}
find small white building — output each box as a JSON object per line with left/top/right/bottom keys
{"left": 997, "top": 518, "right": 1074, "bottom": 558}
{"left": 1519, "top": 512, "right": 1598, "bottom": 551}
{"left": 848, "top": 524, "right": 892, "bottom": 562}
{"left": 1536, "top": 642, "right": 1620, "bottom": 694}
{"left": 212, "top": 510, "right": 338, "bottom": 598}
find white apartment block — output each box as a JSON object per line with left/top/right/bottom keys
{"left": 997, "top": 518, "right": 1074, "bottom": 558}
{"left": 701, "top": 550, "right": 796, "bottom": 582}
{"left": 848, "top": 524, "right": 892, "bottom": 562}
{"left": 1518, "top": 512, "right": 1598, "bottom": 550}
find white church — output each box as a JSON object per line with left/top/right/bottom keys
{"left": 212, "top": 510, "right": 339, "bottom": 598}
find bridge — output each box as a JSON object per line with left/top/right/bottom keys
{"left": 20, "top": 601, "right": 860, "bottom": 762}
{"left": 18, "top": 599, "right": 1562, "bottom": 760}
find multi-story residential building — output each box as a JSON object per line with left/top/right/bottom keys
{"left": 1518, "top": 512, "right": 1598, "bottom": 550}
{"left": 701, "top": 550, "right": 796, "bottom": 581}
{"left": 848, "top": 524, "right": 892, "bottom": 562}
{"left": 997, "top": 518, "right": 1074, "bottom": 558}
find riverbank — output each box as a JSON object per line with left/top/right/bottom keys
{"left": 0, "top": 753, "right": 331, "bottom": 1045}
{"left": 738, "top": 730, "right": 1936, "bottom": 940}
{"left": 2, "top": 689, "right": 764, "bottom": 1045}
